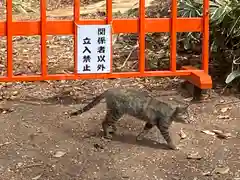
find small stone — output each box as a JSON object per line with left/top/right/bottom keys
{"left": 187, "top": 152, "right": 202, "bottom": 160}
{"left": 2, "top": 110, "right": 7, "bottom": 114}
{"left": 16, "top": 162, "right": 23, "bottom": 168}
{"left": 12, "top": 91, "right": 19, "bottom": 96}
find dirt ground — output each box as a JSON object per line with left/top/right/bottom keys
{"left": 0, "top": 78, "right": 239, "bottom": 180}
{"left": 0, "top": 1, "right": 240, "bottom": 180}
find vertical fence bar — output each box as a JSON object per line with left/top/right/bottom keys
{"left": 139, "top": 0, "right": 145, "bottom": 73}
{"left": 106, "top": 0, "right": 112, "bottom": 23}
{"left": 74, "top": 0, "right": 80, "bottom": 75}
{"left": 106, "top": 0, "right": 112, "bottom": 72}
{"left": 40, "top": 0, "right": 47, "bottom": 77}
{"left": 6, "top": 0, "right": 13, "bottom": 78}
{"left": 170, "top": 0, "right": 177, "bottom": 72}
{"left": 202, "top": 0, "right": 209, "bottom": 74}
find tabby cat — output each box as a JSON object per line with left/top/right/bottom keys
{"left": 69, "top": 88, "right": 189, "bottom": 150}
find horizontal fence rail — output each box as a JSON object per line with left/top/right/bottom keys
{"left": 0, "top": 0, "right": 212, "bottom": 89}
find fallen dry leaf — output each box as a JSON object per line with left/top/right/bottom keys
{"left": 201, "top": 130, "right": 215, "bottom": 136}
{"left": 187, "top": 152, "right": 202, "bottom": 160}
{"left": 214, "top": 166, "right": 230, "bottom": 174}
{"left": 0, "top": 141, "right": 11, "bottom": 147}
{"left": 200, "top": 94, "right": 211, "bottom": 101}
{"left": 184, "top": 97, "right": 192, "bottom": 102}
{"left": 212, "top": 129, "right": 223, "bottom": 134}
{"left": 53, "top": 150, "right": 66, "bottom": 158}
{"left": 32, "top": 174, "right": 42, "bottom": 180}
{"left": 202, "top": 171, "right": 212, "bottom": 176}
{"left": 217, "top": 115, "right": 230, "bottom": 119}
{"left": 179, "top": 129, "right": 187, "bottom": 139}
{"left": 220, "top": 107, "right": 229, "bottom": 113}
{"left": 212, "top": 129, "right": 232, "bottom": 139}
{"left": 93, "top": 143, "right": 104, "bottom": 150}
{"left": 0, "top": 108, "right": 14, "bottom": 114}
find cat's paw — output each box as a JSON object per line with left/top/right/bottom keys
{"left": 136, "top": 135, "right": 143, "bottom": 141}
{"left": 103, "top": 133, "right": 113, "bottom": 140}
{"left": 168, "top": 143, "right": 179, "bottom": 150}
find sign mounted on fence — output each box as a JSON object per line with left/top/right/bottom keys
{"left": 77, "top": 25, "right": 112, "bottom": 74}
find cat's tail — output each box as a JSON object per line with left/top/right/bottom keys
{"left": 69, "top": 91, "right": 106, "bottom": 116}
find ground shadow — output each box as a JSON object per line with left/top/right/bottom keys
{"left": 90, "top": 131, "right": 171, "bottom": 150}
{"left": 10, "top": 91, "right": 93, "bottom": 106}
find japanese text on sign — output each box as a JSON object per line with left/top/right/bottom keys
{"left": 77, "top": 25, "right": 111, "bottom": 74}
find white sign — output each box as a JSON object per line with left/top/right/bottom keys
{"left": 77, "top": 25, "right": 111, "bottom": 74}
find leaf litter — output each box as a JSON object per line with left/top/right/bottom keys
{"left": 203, "top": 166, "right": 230, "bottom": 176}
{"left": 53, "top": 150, "right": 66, "bottom": 158}
{"left": 32, "top": 174, "right": 42, "bottom": 180}
{"left": 201, "top": 129, "right": 232, "bottom": 139}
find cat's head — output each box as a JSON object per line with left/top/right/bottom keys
{"left": 173, "top": 105, "right": 190, "bottom": 124}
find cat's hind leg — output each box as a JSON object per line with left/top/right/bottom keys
{"left": 136, "top": 122, "right": 154, "bottom": 141}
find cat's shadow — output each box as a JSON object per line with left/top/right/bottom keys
{"left": 93, "top": 131, "right": 171, "bottom": 150}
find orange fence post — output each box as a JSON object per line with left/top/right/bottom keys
{"left": 74, "top": 0, "right": 80, "bottom": 75}
{"left": 202, "top": 0, "right": 209, "bottom": 74}
{"left": 6, "top": 0, "right": 13, "bottom": 78}
{"left": 139, "top": 0, "right": 145, "bottom": 73}
{"left": 170, "top": 0, "right": 177, "bottom": 72}
{"left": 40, "top": 0, "right": 47, "bottom": 77}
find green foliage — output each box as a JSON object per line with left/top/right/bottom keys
{"left": 225, "top": 57, "right": 240, "bottom": 84}
{"left": 178, "top": 0, "right": 240, "bottom": 84}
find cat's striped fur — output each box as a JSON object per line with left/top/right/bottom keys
{"left": 70, "top": 88, "right": 189, "bottom": 150}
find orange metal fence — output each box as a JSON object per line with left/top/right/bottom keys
{"left": 0, "top": 0, "right": 212, "bottom": 89}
